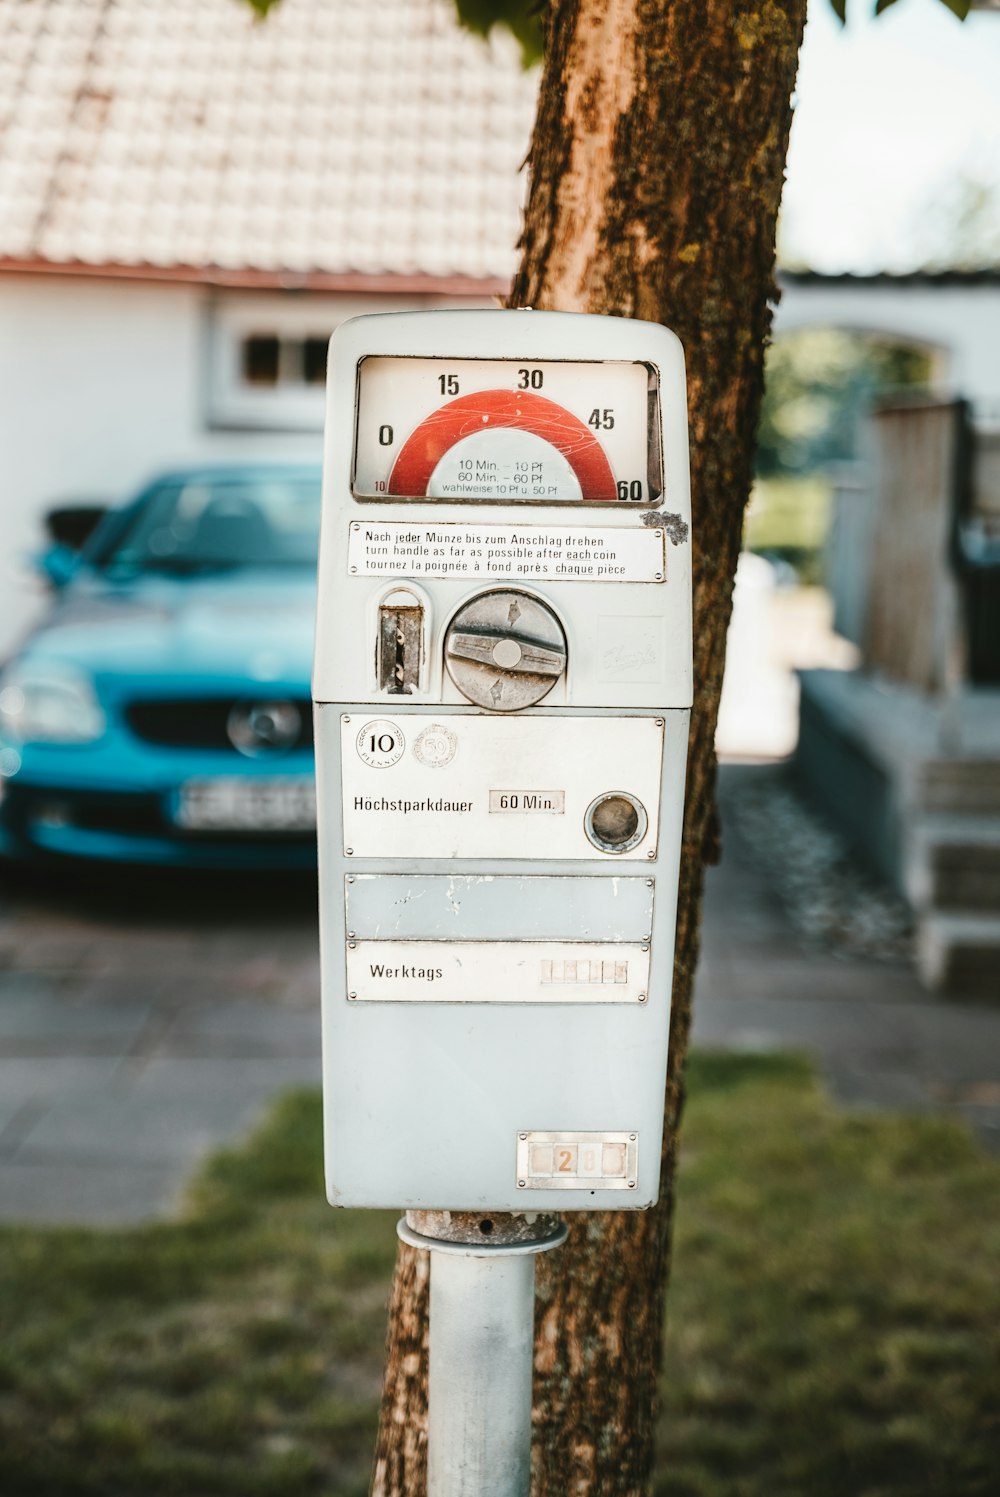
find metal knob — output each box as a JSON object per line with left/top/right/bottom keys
{"left": 444, "top": 590, "right": 567, "bottom": 711}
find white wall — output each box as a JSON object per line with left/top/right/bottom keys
{"left": 774, "top": 277, "right": 1000, "bottom": 418}
{"left": 0, "top": 274, "right": 489, "bottom": 658}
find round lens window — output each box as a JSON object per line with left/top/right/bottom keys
{"left": 584, "top": 792, "right": 648, "bottom": 854}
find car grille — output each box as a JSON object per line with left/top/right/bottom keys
{"left": 125, "top": 698, "right": 314, "bottom": 751}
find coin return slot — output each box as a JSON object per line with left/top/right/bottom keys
{"left": 584, "top": 792, "right": 648, "bottom": 855}
{"left": 378, "top": 590, "right": 424, "bottom": 694}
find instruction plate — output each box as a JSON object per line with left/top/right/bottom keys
{"left": 341, "top": 713, "right": 664, "bottom": 860}
{"left": 347, "top": 522, "right": 664, "bottom": 583}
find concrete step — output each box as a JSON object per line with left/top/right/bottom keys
{"left": 915, "top": 760, "right": 1000, "bottom": 816}
{"left": 917, "top": 911, "right": 1000, "bottom": 998}
{"left": 906, "top": 816, "right": 1000, "bottom": 913}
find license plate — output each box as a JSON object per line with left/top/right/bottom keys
{"left": 174, "top": 777, "right": 316, "bottom": 832}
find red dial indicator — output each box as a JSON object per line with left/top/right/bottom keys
{"left": 388, "top": 389, "right": 618, "bottom": 501}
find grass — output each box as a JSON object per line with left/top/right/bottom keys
{"left": 2, "top": 1056, "right": 999, "bottom": 1495}
{"left": 657, "top": 1054, "right": 1000, "bottom": 1495}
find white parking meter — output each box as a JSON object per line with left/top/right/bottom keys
{"left": 314, "top": 309, "right": 691, "bottom": 1212}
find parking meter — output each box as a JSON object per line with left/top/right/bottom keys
{"left": 314, "top": 310, "right": 691, "bottom": 1212}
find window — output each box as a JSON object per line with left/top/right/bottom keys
{"left": 205, "top": 295, "right": 344, "bottom": 431}
{"left": 242, "top": 335, "right": 281, "bottom": 386}
{"left": 239, "top": 333, "right": 329, "bottom": 389}
{"left": 205, "top": 293, "right": 492, "bottom": 432}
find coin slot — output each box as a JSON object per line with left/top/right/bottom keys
{"left": 584, "top": 792, "right": 648, "bottom": 855}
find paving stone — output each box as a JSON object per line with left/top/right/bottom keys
{"left": 0, "top": 1160, "right": 188, "bottom": 1226}
{"left": 0, "top": 1056, "right": 123, "bottom": 1104}
{"left": 0, "top": 993, "right": 153, "bottom": 1047}
{"left": 692, "top": 996, "right": 917, "bottom": 1070}
{"left": 130, "top": 1055, "right": 322, "bottom": 1096}
{"left": 0, "top": 1092, "right": 34, "bottom": 1137}
{"left": 15, "top": 1087, "right": 290, "bottom": 1166}
{"left": 58, "top": 973, "right": 176, "bottom": 1008}
{"left": 156, "top": 1003, "right": 321, "bottom": 1058}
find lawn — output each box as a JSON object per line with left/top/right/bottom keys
{"left": 2, "top": 1054, "right": 998, "bottom": 1496}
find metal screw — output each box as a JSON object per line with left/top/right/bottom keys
{"left": 518, "top": 1133, "right": 527, "bottom": 1140}
{"left": 345, "top": 848, "right": 354, "bottom": 856}
{"left": 342, "top": 715, "right": 350, "bottom": 723}
{"left": 654, "top": 573, "right": 663, "bottom": 581}
{"left": 350, "top": 566, "right": 357, "bottom": 574}
{"left": 641, "top": 945, "right": 649, "bottom": 953}
{"left": 647, "top": 850, "right": 655, "bottom": 859}
{"left": 348, "top": 991, "right": 357, "bottom": 1000}
{"left": 638, "top": 993, "right": 647, "bottom": 1003}
{"left": 517, "top": 1180, "right": 526, "bottom": 1188}
{"left": 347, "top": 931, "right": 355, "bottom": 939}
{"left": 643, "top": 934, "right": 652, "bottom": 943}
{"left": 353, "top": 523, "right": 360, "bottom": 530}
{"left": 646, "top": 878, "right": 654, "bottom": 887}
{"left": 346, "top": 875, "right": 355, "bottom": 884}
{"left": 627, "top": 1181, "right": 636, "bottom": 1189}
{"left": 348, "top": 941, "right": 356, "bottom": 950}
{"left": 655, "top": 718, "right": 664, "bottom": 727}
{"left": 629, "top": 1134, "right": 637, "bottom": 1141}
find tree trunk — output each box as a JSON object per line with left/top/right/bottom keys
{"left": 370, "top": 3, "right": 807, "bottom": 1492}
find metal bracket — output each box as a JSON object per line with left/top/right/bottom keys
{"left": 398, "top": 1209, "right": 567, "bottom": 1257}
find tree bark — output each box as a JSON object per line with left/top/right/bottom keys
{"left": 371, "top": 3, "right": 807, "bottom": 1493}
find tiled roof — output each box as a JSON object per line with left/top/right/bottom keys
{"left": 0, "top": 0, "right": 538, "bottom": 284}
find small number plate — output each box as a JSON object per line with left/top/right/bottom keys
{"left": 516, "top": 1131, "right": 637, "bottom": 1190}
{"left": 174, "top": 777, "right": 316, "bottom": 831}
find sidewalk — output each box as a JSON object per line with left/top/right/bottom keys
{"left": 0, "top": 870, "right": 322, "bottom": 1225}
{"left": 694, "top": 767, "right": 1000, "bottom": 1145}
{"left": 1, "top": 764, "right": 998, "bottom": 1227}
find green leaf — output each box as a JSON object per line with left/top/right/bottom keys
{"left": 873, "top": 0, "right": 971, "bottom": 15}
{"left": 241, "top": 0, "right": 545, "bottom": 63}
{"left": 453, "top": 0, "right": 545, "bottom": 66}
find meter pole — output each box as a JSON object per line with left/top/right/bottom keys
{"left": 397, "top": 1211, "right": 567, "bottom": 1497}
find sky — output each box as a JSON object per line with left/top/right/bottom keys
{"left": 781, "top": 0, "right": 1000, "bottom": 271}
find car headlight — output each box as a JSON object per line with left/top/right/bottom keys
{"left": 0, "top": 662, "right": 106, "bottom": 744}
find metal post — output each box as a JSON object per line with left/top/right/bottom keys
{"left": 397, "top": 1210, "right": 567, "bottom": 1497}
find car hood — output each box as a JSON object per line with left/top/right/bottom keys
{"left": 17, "top": 571, "right": 316, "bottom": 686}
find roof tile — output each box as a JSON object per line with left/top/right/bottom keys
{"left": 0, "top": 0, "right": 537, "bottom": 281}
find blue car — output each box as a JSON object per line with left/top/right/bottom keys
{"left": 0, "top": 465, "right": 321, "bottom": 869}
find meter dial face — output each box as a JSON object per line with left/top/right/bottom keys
{"left": 354, "top": 357, "right": 661, "bottom": 504}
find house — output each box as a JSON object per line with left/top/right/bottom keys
{"left": 0, "top": 0, "right": 537, "bottom": 655}
{"left": 781, "top": 282, "right": 1000, "bottom": 997}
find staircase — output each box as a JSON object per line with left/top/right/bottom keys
{"left": 906, "top": 793, "right": 1000, "bottom": 997}
{"left": 797, "top": 671, "right": 1000, "bottom": 1000}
